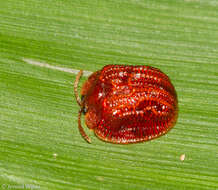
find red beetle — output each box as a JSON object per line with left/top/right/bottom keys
{"left": 74, "top": 65, "right": 178, "bottom": 144}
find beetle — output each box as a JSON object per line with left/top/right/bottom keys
{"left": 74, "top": 65, "right": 178, "bottom": 144}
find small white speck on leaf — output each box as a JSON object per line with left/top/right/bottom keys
{"left": 53, "top": 153, "right": 58, "bottom": 158}
{"left": 96, "top": 176, "right": 104, "bottom": 181}
{"left": 180, "top": 154, "right": 185, "bottom": 161}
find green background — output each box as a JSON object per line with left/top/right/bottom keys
{"left": 0, "top": 0, "right": 217, "bottom": 189}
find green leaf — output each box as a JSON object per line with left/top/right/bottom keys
{"left": 0, "top": 0, "right": 217, "bottom": 189}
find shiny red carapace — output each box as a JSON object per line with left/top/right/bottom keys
{"left": 74, "top": 65, "right": 178, "bottom": 144}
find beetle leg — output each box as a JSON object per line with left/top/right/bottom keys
{"left": 78, "top": 108, "right": 91, "bottom": 143}
{"left": 74, "top": 70, "right": 83, "bottom": 106}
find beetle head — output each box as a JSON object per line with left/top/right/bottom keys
{"left": 80, "top": 71, "right": 101, "bottom": 130}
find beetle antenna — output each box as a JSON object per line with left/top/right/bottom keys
{"left": 74, "top": 70, "right": 83, "bottom": 106}
{"left": 78, "top": 108, "right": 91, "bottom": 143}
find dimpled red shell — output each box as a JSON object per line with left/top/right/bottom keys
{"left": 83, "top": 65, "right": 178, "bottom": 144}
